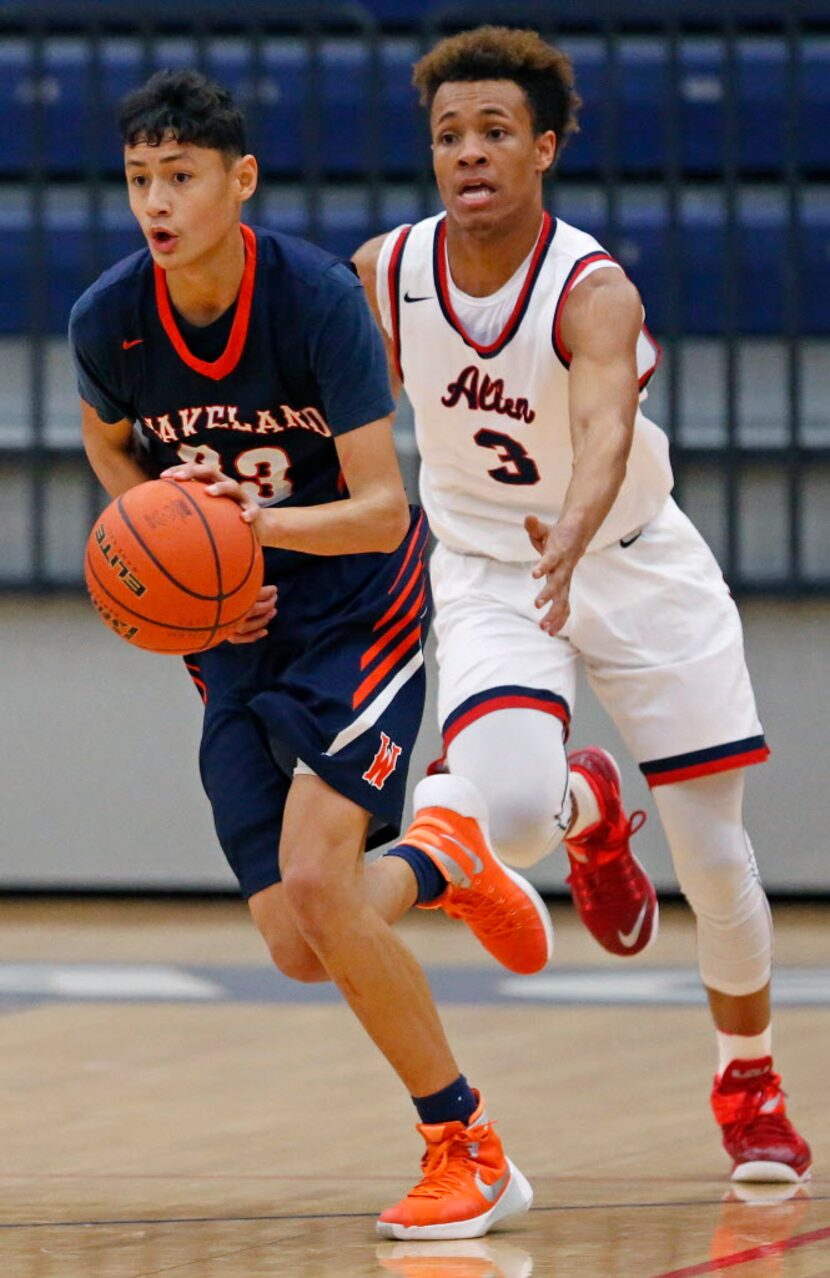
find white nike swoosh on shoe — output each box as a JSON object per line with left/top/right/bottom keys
{"left": 617, "top": 899, "right": 649, "bottom": 949}
{"left": 418, "top": 836, "right": 484, "bottom": 887}
{"left": 474, "top": 1168, "right": 509, "bottom": 1204}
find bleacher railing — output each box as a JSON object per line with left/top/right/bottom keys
{"left": 0, "top": 0, "right": 828, "bottom": 593}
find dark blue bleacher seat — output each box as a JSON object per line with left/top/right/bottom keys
{"left": 0, "top": 184, "right": 823, "bottom": 338}
{"left": 551, "top": 186, "right": 796, "bottom": 337}
{"left": 214, "top": 40, "right": 308, "bottom": 175}
{"left": 1, "top": 34, "right": 829, "bottom": 179}
{"left": 559, "top": 36, "right": 830, "bottom": 177}
{"left": 0, "top": 189, "right": 142, "bottom": 334}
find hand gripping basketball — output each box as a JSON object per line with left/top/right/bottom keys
{"left": 85, "top": 476, "right": 265, "bottom": 654}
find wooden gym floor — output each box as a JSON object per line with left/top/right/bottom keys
{"left": 0, "top": 897, "right": 827, "bottom": 1278}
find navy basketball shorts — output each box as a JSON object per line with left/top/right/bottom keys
{"left": 187, "top": 509, "right": 431, "bottom": 899}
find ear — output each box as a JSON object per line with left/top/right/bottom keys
{"left": 236, "top": 153, "right": 259, "bottom": 204}
{"left": 535, "top": 129, "right": 557, "bottom": 176}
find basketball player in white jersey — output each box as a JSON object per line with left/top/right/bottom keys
{"left": 355, "top": 25, "right": 811, "bottom": 1213}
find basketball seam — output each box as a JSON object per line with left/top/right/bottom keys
{"left": 84, "top": 550, "right": 257, "bottom": 646}
{"left": 115, "top": 482, "right": 223, "bottom": 604}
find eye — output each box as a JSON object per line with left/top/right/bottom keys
{"left": 437, "top": 131, "right": 457, "bottom": 146}
{"left": 173, "top": 172, "right": 192, "bottom": 184}
{"left": 130, "top": 174, "right": 148, "bottom": 187}
{"left": 487, "top": 127, "right": 507, "bottom": 140}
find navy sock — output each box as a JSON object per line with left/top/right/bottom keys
{"left": 385, "top": 845, "right": 446, "bottom": 904}
{"left": 413, "top": 1074, "right": 477, "bottom": 1127}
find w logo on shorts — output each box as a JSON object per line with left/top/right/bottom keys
{"left": 363, "top": 732, "right": 402, "bottom": 790}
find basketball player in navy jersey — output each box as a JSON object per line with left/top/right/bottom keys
{"left": 355, "top": 26, "right": 811, "bottom": 1194}
{"left": 70, "top": 69, "right": 554, "bottom": 1240}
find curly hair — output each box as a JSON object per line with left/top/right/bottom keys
{"left": 118, "top": 69, "right": 247, "bottom": 162}
{"left": 412, "top": 25, "right": 580, "bottom": 153}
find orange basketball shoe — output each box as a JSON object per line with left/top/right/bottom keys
{"left": 403, "top": 776, "right": 554, "bottom": 975}
{"left": 711, "top": 1057, "right": 812, "bottom": 1183}
{"left": 377, "top": 1092, "right": 533, "bottom": 1241}
{"left": 564, "top": 747, "right": 658, "bottom": 957}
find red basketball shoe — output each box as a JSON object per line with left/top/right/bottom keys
{"left": 405, "top": 777, "right": 554, "bottom": 975}
{"left": 564, "top": 747, "right": 658, "bottom": 956}
{"left": 711, "top": 1057, "right": 812, "bottom": 1182}
{"left": 377, "top": 1092, "right": 533, "bottom": 1241}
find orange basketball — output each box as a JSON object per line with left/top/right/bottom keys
{"left": 84, "top": 478, "right": 264, "bottom": 654}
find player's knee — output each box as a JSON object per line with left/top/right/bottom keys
{"left": 280, "top": 857, "right": 343, "bottom": 940}
{"left": 254, "top": 912, "right": 330, "bottom": 983}
{"left": 678, "top": 851, "right": 761, "bottom": 924}
{"left": 488, "top": 794, "right": 564, "bottom": 868}
{"left": 268, "top": 937, "right": 329, "bottom": 984}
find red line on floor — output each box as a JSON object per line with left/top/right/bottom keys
{"left": 652, "top": 1223, "right": 830, "bottom": 1278}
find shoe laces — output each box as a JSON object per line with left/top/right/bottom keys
{"left": 567, "top": 812, "right": 646, "bottom": 909}
{"left": 443, "top": 883, "right": 534, "bottom": 937}
{"left": 722, "top": 1073, "right": 788, "bottom": 1142}
{"left": 409, "top": 1124, "right": 490, "bottom": 1200}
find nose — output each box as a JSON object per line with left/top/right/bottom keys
{"left": 457, "top": 131, "right": 488, "bottom": 167}
{"left": 145, "top": 176, "right": 171, "bottom": 218}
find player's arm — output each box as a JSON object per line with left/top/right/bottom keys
{"left": 526, "top": 268, "right": 641, "bottom": 634}
{"left": 260, "top": 414, "right": 409, "bottom": 554}
{"left": 352, "top": 233, "right": 401, "bottom": 399}
{"left": 81, "top": 399, "right": 153, "bottom": 497}
{"left": 163, "top": 416, "right": 409, "bottom": 556}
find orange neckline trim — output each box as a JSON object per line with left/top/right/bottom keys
{"left": 153, "top": 223, "right": 257, "bottom": 381}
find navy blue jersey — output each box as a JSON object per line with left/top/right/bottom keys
{"left": 69, "top": 223, "right": 395, "bottom": 580}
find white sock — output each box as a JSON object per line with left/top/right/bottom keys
{"left": 568, "top": 770, "right": 601, "bottom": 839}
{"left": 716, "top": 1026, "right": 772, "bottom": 1075}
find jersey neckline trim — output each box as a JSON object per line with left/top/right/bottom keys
{"left": 153, "top": 223, "right": 257, "bottom": 381}
{"left": 432, "top": 212, "right": 555, "bottom": 359}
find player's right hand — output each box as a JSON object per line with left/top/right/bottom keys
{"left": 525, "top": 513, "right": 580, "bottom": 636}
{"left": 226, "top": 584, "right": 278, "bottom": 644}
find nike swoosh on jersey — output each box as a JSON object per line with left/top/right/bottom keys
{"left": 403, "top": 292, "right": 432, "bottom": 303}
{"left": 121, "top": 338, "right": 144, "bottom": 350}
{"left": 474, "top": 1168, "right": 509, "bottom": 1204}
{"left": 617, "top": 898, "right": 649, "bottom": 949}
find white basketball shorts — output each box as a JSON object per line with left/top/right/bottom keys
{"left": 430, "top": 497, "right": 769, "bottom": 788}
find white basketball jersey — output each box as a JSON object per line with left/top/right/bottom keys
{"left": 377, "top": 212, "right": 673, "bottom": 561}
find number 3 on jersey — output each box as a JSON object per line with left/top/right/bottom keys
{"left": 474, "top": 428, "right": 540, "bottom": 486}
{"left": 177, "top": 443, "right": 294, "bottom": 505}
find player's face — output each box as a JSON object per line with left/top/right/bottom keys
{"left": 430, "top": 80, "right": 556, "bottom": 234}
{"left": 124, "top": 136, "right": 257, "bottom": 269}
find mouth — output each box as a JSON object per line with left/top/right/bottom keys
{"left": 148, "top": 227, "right": 179, "bottom": 253}
{"left": 457, "top": 180, "right": 496, "bottom": 207}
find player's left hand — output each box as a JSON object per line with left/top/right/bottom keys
{"left": 227, "top": 584, "right": 278, "bottom": 644}
{"left": 525, "top": 514, "right": 582, "bottom": 636}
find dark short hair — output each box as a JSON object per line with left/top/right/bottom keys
{"left": 413, "top": 25, "right": 580, "bottom": 156}
{"left": 118, "top": 69, "right": 247, "bottom": 161}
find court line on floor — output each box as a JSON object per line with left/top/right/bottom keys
{"left": 651, "top": 1222, "right": 830, "bottom": 1278}
{"left": 2, "top": 1196, "right": 828, "bottom": 1230}
{"left": 3, "top": 1171, "right": 808, "bottom": 1184}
